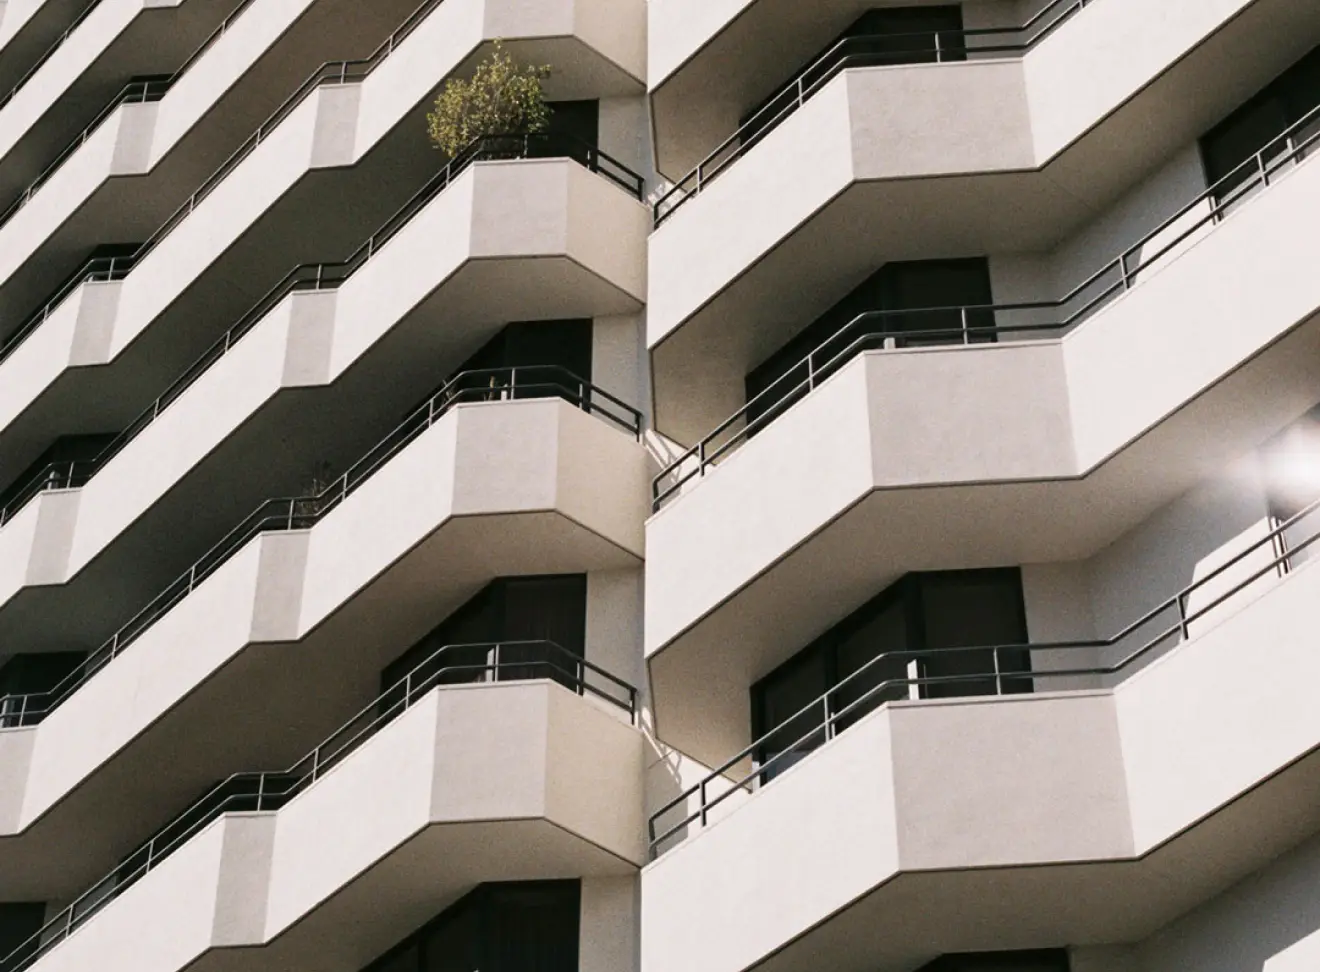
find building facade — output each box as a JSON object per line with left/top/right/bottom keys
{"left": 0, "top": 1, "right": 1319, "bottom": 970}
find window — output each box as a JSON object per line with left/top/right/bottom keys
{"left": 742, "top": 7, "right": 965, "bottom": 146}
{"left": 446, "top": 319, "right": 593, "bottom": 409}
{"left": 751, "top": 569, "right": 1029, "bottom": 775}
{"left": 0, "top": 651, "right": 87, "bottom": 727}
{"left": 0, "top": 434, "right": 116, "bottom": 514}
{"left": 365, "top": 881, "right": 580, "bottom": 972}
{"left": 1201, "top": 44, "right": 1320, "bottom": 208}
{"left": 380, "top": 575, "right": 588, "bottom": 706}
{"left": 745, "top": 258, "right": 993, "bottom": 432}
{"left": 529, "top": 100, "right": 601, "bottom": 168}
{"left": 919, "top": 949, "right": 1070, "bottom": 972}
{"left": 0, "top": 903, "right": 45, "bottom": 972}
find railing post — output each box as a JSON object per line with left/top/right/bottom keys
{"left": 1257, "top": 148, "right": 1269, "bottom": 188}
{"left": 823, "top": 691, "right": 835, "bottom": 741}
{"left": 699, "top": 779, "right": 708, "bottom": 827}
{"left": 1177, "top": 593, "right": 1190, "bottom": 641}
{"left": 992, "top": 647, "right": 1003, "bottom": 696}
{"left": 961, "top": 306, "right": 970, "bottom": 345}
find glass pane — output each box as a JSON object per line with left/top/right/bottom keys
{"left": 834, "top": 595, "right": 910, "bottom": 729}
{"left": 918, "top": 570, "right": 1030, "bottom": 699}
{"left": 497, "top": 576, "right": 587, "bottom": 688}
{"left": 368, "top": 942, "right": 419, "bottom": 972}
{"left": 1202, "top": 95, "right": 1291, "bottom": 208}
{"left": 484, "top": 884, "right": 580, "bottom": 972}
{"left": 420, "top": 902, "right": 480, "bottom": 972}
{"left": 754, "top": 651, "right": 829, "bottom": 780}
{"left": 881, "top": 259, "right": 995, "bottom": 346}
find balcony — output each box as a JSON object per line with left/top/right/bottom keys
{"left": 0, "top": 0, "right": 247, "bottom": 214}
{"left": 0, "top": 0, "right": 426, "bottom": 349}
{"left": 0, "top": 149, "right": 646, "bottom": 657}
{"left": 641, "top": 515, "right": 1320, "bottom": 972}
{"left": 0, "top": 389, "right": 647, "bottom": 900}
{"left": 644, "top": 116, "right": 1320, "bottom": 763}
{"left": 0, "top": 0, "right": 645, "bottom": 495}
{"left": 5, "top": 674, "right": 641, "bottom": 972}
{"left": 646, "top": 0, "right": 1320, "bottom": 380}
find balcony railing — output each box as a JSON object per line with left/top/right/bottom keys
{"left": 0, "top": 131, "right": 642, "bottom": 527}
{"left": 0, "top": 0, "right": 106, "bottom": 115}
{"left": 0, "top": 77, "right": 172, "bottom": 230}
{"left": 653, "top": 0, "right": 1099, "bottom": 226}
{"left": 0, "top": 365, "right": 640, "bottom": 729}
{"left": 651, "top": 99, "right": 1320, "bottom": 512}
{"left": 0, "top": 639, "right": 636, "bottom": 972}
{"left": 648, "top": 494, "right": 1320, "bottom": 858}
{"left": 0, "top": 0, "right": 263, "bottom": 234}
{"left": 0, "top": 0, "right": 641, "bottom": 370}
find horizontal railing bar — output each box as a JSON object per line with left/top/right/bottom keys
{"left": 655, "top": 0, "right": 1096, "bottom": 225}
{"left": 0, "top": 0, "right": 106, "bottom": 114}
{"left": 1, "top": 640, "right": 635, "bottom": 971}
{"left": 0, "top": 367, "right": 639, "bottom": 725}
{"left": 0, "top": 135, "right": 644, "bottom": 524}
{"left": 653, "top": 108, "right": 1320, "bottom": 509}
{"left": 648, "top": 495, "right": 1320, "bottom": 854}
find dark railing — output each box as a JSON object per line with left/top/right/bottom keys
{"left": 651, "top": 98, "right": 1320, "bottom": 511}
{"left": 129, "top": 0, "right": 458, "bottom": 270}
{"left": 0, "top": 0, "right": 445, "bottom": 369}
{"left": 0, "top": 0, "right": 107, "bottom": 115}
{"left": 0, "top": 640, "right": 636, "bottom": 972}
{"left": 0, "top": 131, "right": 642, "bottom": 528}
{"left": 0, "top": 0, "right": 270, "bottom": 233}
{"left": 0, "top": 77, "right": 172, "bottom": 230}
{"left": 653, "top": 0, "right": 1098, "bottom": 225}
{"left": 648, "top": 494, "right": 1320, "bottom": 858}
{"left": 0, "top": 460, "right": 93, "bottom": 526}
{"left": 0, "top": 365, "right": 639, "bottom": 729}
{"left": 0, "top": 251, "right": 137, "bottom": 367}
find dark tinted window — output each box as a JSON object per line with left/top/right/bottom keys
{"left": 366, "top": 881, "right": 579, "bottom": 972}
{"left": 745, "top": 258, "right": 992, "bottom": 431}
{"left": 742, "top": 7, "right": 964, "bottom": 144}
{"left": 0, "top": 434, "right": 116, "bottom": 512}
{"left": 752, "top": 569, "right": 1029, "bottom": 772}
{"left": 380, "top": 575, "right": 587, "bottom": 700}
{"left": 920, "top": 949, "right": 1070, "bottom": 972}
{"left": 449, "top": 319, "right": 593, "bottom": 407}
{"left": 1201, "top": 44, "right": 1320, "bottom": 204}
{"left": 545, "top": 100, "right": 599, "bottom": 146}
{"left": 0, "top": 903, "right": 45, "bottom": 972}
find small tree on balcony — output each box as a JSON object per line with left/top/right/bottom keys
{"left": 426, "top": 41, "right": 552, "bottom": 159}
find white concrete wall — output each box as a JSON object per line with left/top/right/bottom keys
{"left": 1132, "top": 828, "right": 1320, "bottom": 972}
{"left": 581, "top": 875, "right": 640, "bottom": 972}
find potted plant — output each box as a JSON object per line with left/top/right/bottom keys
{"left": 426, "top": 41, "right": 552, "bottom": 162}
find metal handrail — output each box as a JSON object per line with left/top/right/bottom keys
{"left": 129, "top": 0, "right": 457, "bottom": 269}
{"left": 0, "top": 0, "right": 106, "bottom": 115}
{"left": 0, "top": 365, "right": 641, "bottom": 729}
{"left": 649, "top": 493, "right": 1320, "bottom": 857}
{"left": 653, "top": 0, "right": 1098, "bottom": 225}
{"left": 0, "top": 0, "right": 265, "bottom": 232}
{"left": 0, "top": 133, "right": 643, "bottom": 528}
{"left": 0, "top": 77, "right": 172, "bottom": 230}
{"left": 0, "top": 639, "right": 637, "bottom": 972}
{"left": 651, "top": 97, "right": 1320, "bottom": 511}
{"left": 0, "top": 0, "right": 450, "bottom": 365}
{"left": 0, "top": 252, "right": 138, "bottom": 366}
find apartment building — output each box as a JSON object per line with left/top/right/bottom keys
{"left": 1, "top": 0, "right": 1319, "bottom": 970}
